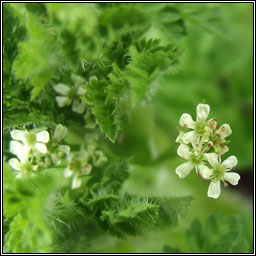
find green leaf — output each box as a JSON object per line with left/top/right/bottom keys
{"left": 184, "top": 214, "right": 252, "bottom": 253}
{"left": 124, "top": 39, "right": 181, "bottom": 106}
{"left": 83, "top": 77, "right": 121, "bottom": 143}
{"left": 186, "top": 219, "right": 205, "bottom": 252}
{"left": 46, "top": 3, "right": 97, "bottom": 37}
{"left": 152, "top": 195, "right": 193, "bottom": 227}
{"left": 3, "top": 161, "right": 67, "bottom": 253}
{"left": 100, "top": 196, "right": 159, "bottom": 238}
{"left": 13, "top": 13, "right": 59, "bottom": 99}
{"left": 101, "top": 157, "right": 130, "bottom": 191}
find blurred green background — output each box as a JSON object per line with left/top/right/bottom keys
{"left": 91, "top": 3, "right": 253, "bottom": 253}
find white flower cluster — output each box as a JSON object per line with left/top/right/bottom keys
{"left": 175, "top": 103, "right": 240, "bottom": 199}
{"left": 8, "top": 125, "right": 70, "bottom": 178}
{"left": 54, "top": 74, "right": 87, "bottom": 114}
{"left": 64, "top": 144, "right": 107, "bottom": 189}
{"left": 8, "top": 124, "right": 108, "bottom": 190}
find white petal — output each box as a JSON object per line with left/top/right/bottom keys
{"left": 53, "top": 124, "right": 68, "bottom": 141}
{"left": 53, "top": 83, "right": 70, "bottom": 95}
{"left": 35, "top": 143, "right": 47, "bottom": 154}
{"left": 198, "top": 164, "right": 212, "bottom": 179}
{"left": 72, "top": 100, "right": 86, "bottom": 113}
{"left": 51, "top": 154, "right": 61, "bottom": 165}
{"left": 207, "top": 181, "right": 221, "bottom": 199}
{"left": 8, "top": 158, "right": 21, "bottom": 171}
{"left": 58, "top": 145, "right": 70, "bottom": 155}
{"left": 18, "top": 145, "right": 30, "bottom": 163}
{"left": 77, "top": 86, "right": 86, "bottom": 96}
{"left": 36, "top": 131, "right": 49, "bottom": 143}
{"left": 64, "top": 167, "right": 73, "bottom": 177}
{"left": 182, "top": 131, "right": 197, "bottom": 144}
{"left": 10, "top": 130, "right": 27, "bottom": 143}
{"left": 9, "top": 140, "right": 23, "bottom": 156}
{"left": 177, "top": 144, "right": 191, "bottom": 160}
{"left": 196, "top": 103, "right": 210, "bottom": 121}
{"left": 80, "top": 164, "right": 92, "bottom": 176}
{"left": 175, "top": 162, "right": 194, "bottom": 178}
{"left": 222, "top": 156, "right": 238, "bottom": 170}
{"left": 72, "top": 175, "right": 81, "bottom": 189}
{"left": 71, "top": 74, "right": 85, "bottom": 86}
{"left": 217, "top": 124, "right": 232, "bottom": 138}
{"left": 179, "top": 113, "right": 195, "bottom": 129}
{"left": 205, "top": 153, "right": 219, "bottom": 168}
{"left": 224, "top": 172, "right": 240, "bottom": 185}
{"left": 56, "top": 96, "right": 71, "bottom": 107}
{"left": 191, "top": 141, "right": 201, "bottom": 151}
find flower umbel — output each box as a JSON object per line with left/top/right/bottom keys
{"left": 8, "top": 125, "right": 70, "bottom": 177}
{"left": 175, "top": 103, "right": 239, "bottom": 199}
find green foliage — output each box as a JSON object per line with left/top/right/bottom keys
{"left": 12, "top": 12, "right": 59, "bottom": 100}
{"left": 124, "top": 39, "right": 181, "bottom": 106}
{"left": 164, "top": 214, "right": 252, "bottom": 253}
{"left": 100, "top": 157, "right": 130, "bottom": 191}
{"left": 4, "top": 2, "right": 190, "bottom": 142}
{"left": 3, "top": 162, "right": 65, "bottom": 253}
{"left": 100, "top": 196, "right": 160, "bottom": 238}
{"left": 173, "top": 214, "right": 251, "bottom": 253}
{"left": 152, "top": 196, "right": 193, "bottom": 227}
{"left": 83, "top": 76, "right": 121, "bottom": 143}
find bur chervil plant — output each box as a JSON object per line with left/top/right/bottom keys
{"left": 3, "top": 2, "right": 250, "bottom": 254}
{"left": 175, "top": 103, "right": 240, "bottom": 198}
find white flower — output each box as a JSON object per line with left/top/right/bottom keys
{"left": 175, "top": 143, "right": 212, "bottom": 179}
{"left": 8, "top": 141, "right": 38, "bottom": 178}
{"left": 48, "top": 124, "right": 70, "bottom": 165}
{"left": 54, "top": 82, "right": 86, "bottom": 114}
{"left": 10, "top": 129, "right": 49, "bottom": 154}
{"left": 206, "top": 153, "right": 240, "bottom": 199}
{"left": 216, "top": 124, "right": 232, "bottom": 139}
{"left": 64, "top": 153, "right": 92, "bottom": 189}
{"left": 179, "top": 103, "right": 210, "bottom": 144}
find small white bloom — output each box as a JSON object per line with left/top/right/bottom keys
{"left": 72, "top": 99, "right": 86, "bottom": 114}
{"left": 179, "top": 103, "right": 211, "bottom": 144}
{"left": 47, "top": 124, "right": 70, "bottom": 165}
{"left": 8, "top": 143, "right": 38, "bottom": 178}
{"left": 54, "top": 77, "right": 87, "bottom": 113}
{"left": 56, "top": 96, "right": 72, "bottom": 107}
{"left": 206, "top": 153, "right": 240, "bottom": 199}
{"left": 216, "top": 124, "right": 232, "bottom": 139}
{"left": 64, "top": 152, "right": 92, "bottom": 189}
{"left": 175, "top": 143, "right": 212, "bottom": 179}
{"left": 53, "top": 124, "right": 68, "bottom": 142}
{"left": 10, "top": 129, "right": 49, "bottom": 154}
